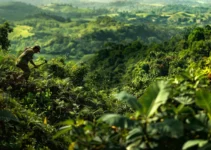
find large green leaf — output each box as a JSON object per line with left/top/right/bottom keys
{"left": 0, "top": 110, "right": 19, "bottom": 122}
{"left": 126, "top": 128, "right": 143, "bottom": 144}
{"left": 53, "top": 119, "right": 74, "bottom": 139}
{"left": 138, "top": 80, "right": 170, "bottom": 118}
{"left": 186, "top": 112, "right": 210, "bottom": 132}
{"left": 53, "top": 125, "right": 72, "bottom": 139}
{"left": 99, "top": 114, "right": 136, "bottom": 129}
{"left": 174, "top": 96, "right": 194, "bottom": 105}
{"left": 55, "top": 119, "right": 74, "bottom": 126}
{"left": 176, "top": 105, "right": 195, "bottom": 116}
{"left": 126, "top": 140, "right": 142, "bottom": 150}
{"left": 182, "top": 140, "right": 208, "bottom": 150}
{"left": 149, "top": 119, "right": 184, "bottom": 138}
{"left": 115, "top": 91, "right": 142, "bottom": 111}
{"left": 196, "top": 90, "right": 211, "bottom": 117}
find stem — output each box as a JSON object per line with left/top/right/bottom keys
{"left": 142, "top": 120, "right": 151, "bottom": 149}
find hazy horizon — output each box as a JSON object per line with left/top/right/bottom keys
{"left": 0, "top": 0, "right": 210, "bottom": 5}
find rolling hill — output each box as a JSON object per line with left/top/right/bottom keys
{"left": 0, "top": 0, "right": 76, "bottom": 5}
{"left": 0, "top": 2, "right": 44, "bottom": 20}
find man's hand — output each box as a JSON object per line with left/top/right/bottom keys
{"left": 30, "top": 60, "right": 37, "bottom": 67}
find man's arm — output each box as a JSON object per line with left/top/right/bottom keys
{"left": 30, "top": 60, "right": 37, "bottom": 68}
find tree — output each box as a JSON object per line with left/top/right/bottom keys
{"left": 188, "top": 27, "right": 205, "bottom": 43}
{"left": 0, "top": 22, "right": 13, "bottom": 51}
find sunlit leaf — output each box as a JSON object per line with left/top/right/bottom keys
{"left": 127, "top": 140, "right": 142, "bottom": 150}
{"left": 53, "top": 120, "right": 74, "bottom": 139}
{"left": 196, "top": 90, "right": 211, "bottom": 118}
{"left": 53, "top": 126, "right": 72, "bottom": 139}
{"left": 69, "top": 142, "right": 76, "bottom": 150}
{"left": 174, "top": 96, "right": 194, "bottom": 105}
{"left": 44, "top": 117, "right": 47, "bottom": 125}
{"left": 182, "top": 140, "right": 208, "bottom": 150}
{"left": 56, "top": 119, "right": 74, "bottom": 126}
{"left": 138, "top": 80, "right": 170, "bottom": 118}
{"left": 76, "top": 119, "right": 86, "bottom": 126}
{"left": 126, "top": 128, "right": 143, "bottom": 144}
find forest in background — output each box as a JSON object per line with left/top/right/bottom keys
{"left": 1, "top": 1, "right": 211, "bottom": 150}
{"left": 2, "top": 1, "right": 211, "bottom": 60}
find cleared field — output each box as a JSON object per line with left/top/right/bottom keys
{"left": 9, "top": 25, "right": 34, "bottom": 39}
{"left": 136, "top": 13, "right": 149, "bottom": 18}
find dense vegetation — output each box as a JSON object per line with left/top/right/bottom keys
{"left": 2, "top": 1, "right": 211, "bottom": 150}
{"left": 6, "top": 1, "right": 211, "bottom": 59}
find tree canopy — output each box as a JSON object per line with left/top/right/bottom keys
{"left": 0, "top": 22, "right": 13, "bottom": 50}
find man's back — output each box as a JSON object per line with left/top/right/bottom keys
{"left": 15, "top": 46, "right": 40, "bottom": 81}
{"left": 16, "top": 48, "right": 34, "bottom": 65}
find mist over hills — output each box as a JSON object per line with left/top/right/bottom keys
{"left": 0, "top": 0, "right": 77, "bottom": 6}
{"left": 0, "top": 1, "right": 44, "bottom": 20}
{"left": 0, "top": 0, "right": 210, "bottom": 6}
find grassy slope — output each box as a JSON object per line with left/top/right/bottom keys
{"left": 9, "top": 25, "right": 34, "bottom": 39}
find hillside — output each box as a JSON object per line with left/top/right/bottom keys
{"left": 0, "top": 0, "right": 76, "bottom": 5}
{"left": 39, "top": 3, "right": 107, "bottom": 18}
{"left": 2, "top": 24, "right": 211, "bottom": 149}
{"left": 0, "top": 2, "right": 44, "bottom": 21}
{"left": 3, "top": 2, "right": 211, "bottom": 60}
{"left": 9, "top": 16, "right": 177, "bottom": 58}
{"left": 140, "top": 0, "right": 211, "bottom": 4}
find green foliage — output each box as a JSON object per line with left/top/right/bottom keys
{"left": 138, "top": 80, "right": 170, "bottom": 118}
{"left": 0, "top": 2, "right": 43, "bottom": 20}
{"left": 95, "top": 16, "right": 117, "bottom": 26}
{"left": 150, "top": 119, "right": 184, "bottom": 138}
{"left": 27, "top": 13, "right": 69, "bottom": 22}
{"left": 100, "top": 114, "right": 136, "bottom": 129}
{"left": 0, "top": 22, "right": 13, "bottom": 50}
{"left": 196, "top": 90, "right": 211, "bottom": 119}
{"left": 7, "top": 2, "right": 181, "bottom": 58}
{"left": 115, "top": 91, "right": 142, "bottom": 111}
{"left": 2, "top": 3, "right": 211, "bottom": 150}
{"left": 54, "top": 73, "right": 210, "bottom": 149}
{"left": 115, "top": 80, "right": 170, "bottom": 119}
{"left": 0, "top": 109, "right": 19, "bottom": 122}
{"left": 182, "top": 140, "right": 208, "bottom": 150}
{"left": 188, "top": 27, "right": 205, "bottom": 43}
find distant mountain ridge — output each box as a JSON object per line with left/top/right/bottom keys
{"left": 0, "top": 0, "right": 76, "bottom": 5}
{"left": 0, "top": 1, "right": 44, "bottom": 20}
{"left": 140, "top": 0, "right": 210, "bottom": 4}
